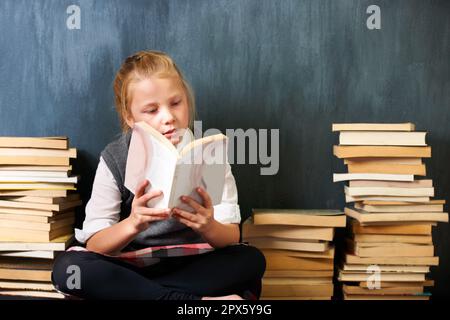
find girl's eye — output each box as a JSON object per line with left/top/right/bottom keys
{"left": 145, "top": 109, "right": 157, "bottom": 114}
{"left": 172, "top": 100, "right": 181, "bottom": 106}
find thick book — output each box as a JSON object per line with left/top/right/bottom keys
{"left": 0, "top": 216, "right": 74, "bottom": 232}
{"left": 339, "top": 131, "right": 427, "bottom": 146}
{"left": 347, "top": 163, "right": 426, "bottom": 175}
{"left": 350, "top": 243, "right": 435, "bottom": 257}
{"left": 0, "top": 225, "right": 73, "bottom": 242}
{"left": 362, "top": 199, "right": 445, "bottom": 206}
{"left": 0, "top": 290, "right": 66, "bottom": 299}
{"left": 0, "top": 136, "right": 68, "bottom": 149}
{"left": 0, "top": 165, "right": 72, "bottom": 172}
{"left": 0, "top": 147, "right": 76, "bottom": 166}
{"left": 0, "top": 199, "right": 82, "bottom": 212}
{"left": 0, "top": 176, "right": 78, "bottom": 184}
{"left": 252, "top": 209, "right": 346, "bottom": 227}
{"left": 342, "top": 264, "right": 429, "bottom": 273}
{"left": 0, "top": 170, "right": 69, "bottom": 178}
{"left": 0, "top": 234, "right": 74, "bottom": 252}
{"left": 0, "top": 189, "right": 69, "bottom": 197}
{"left": 0, "top": 280, "right": 56, "bottom": 291}
{"left": 359, "top": 280, "right": 434, "bottom": 288}
{"left": 332, "top": 123, "right": 415, "bottom": 132}
{"left": 264, "top": 270, "right": 334, "bottom": 278}
{"left": 354, "top": 202, "right": 444, "bottom": 213}
{"left": 349, "top": 179, "right": 432, "bottom": 188}
{"left": 338, "top": 270, "right": 426, "bottom": 282}
{"left": 345, "top": 195, "right": 430, "bottom": 203}
{"left": 351, "top": 220, "right": 434, "bottom": 235}
{"left": 0, "top": 257, "right": 53, "bottom": 270}
{"left": 353, "top": 234, "right": 432, "bottom": 245}
{"left": 261, "top": 283, "right": 333, "bottom": 298}
{"left": 0, "top": 182, "right": 75, "bottom": 191}
{"left": 124, "top": 121, "right": 227, "bottom": 212}
{"left": 0, "top": 207, "right": 72, "bottom": 217}
{"left": 344, "top": 207, "right": 448, "bottom": 224}
{"left": 351, "top": 241, "right": 434, "bottom": 248}
{"left": 246, "top": 237, "right": 329, "bottom": 252}
{"left": 333, "top": 145, "right": 431, "bottom": 158}
{"left": 346, "top": 239, "right": 434, "bottom": 257}
{"left": 0, "top": 211, "right": 74, "bottom": 223}
{"left": 0, "top": 268, "right": 52, "bottom": 282}
{"left": 0, "top": 251, "right": 60, "bottom": 259}
{"left": 0, "top": 147, "right": 76, "bottom": 158}
{"left": 344, "top": 157, "right": 422, "bottom": 165}
{"left": 263, "top": 277, "right": 332, "bottom": 285}
{"left": 261, "top": 247, "right": 335, "bottom": 259}
{"left": 345, "top": 254, "right": 439, "bottom": 266}
{"left": 0, "top": 156, "right": 70, "bottom": 166}
{"left": 343, "top": 284, "right": 424, "bottom": 296}
{"left": 344, "top": 186, "right": 434, "bottom": 197}
{"left": 333, "top": 173, "right": 414, "bottom": 182}
{"left": 242, "top": 217, "right": 334, "bottom": 241}
{"left": 262, "top": 251, "right": 334, "bottom": 270}
{"left": 5, "top": 193, "right": 80, "bottom": 204}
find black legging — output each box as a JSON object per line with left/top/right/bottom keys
{"left": 51, "top": 243, "right": 266, "bottom": 300}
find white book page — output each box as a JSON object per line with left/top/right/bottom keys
{"left": 144, "top": 140, "right": 178, "bottom": 208}
{"left": 170, "top": 138, "right": 227, "bottom": 212}
{"left": 124, "top": 124, "right": 177, "bottom": 208}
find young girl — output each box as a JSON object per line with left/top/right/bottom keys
{"left": 51, "top": 50, "right": 266, "bottom": 300}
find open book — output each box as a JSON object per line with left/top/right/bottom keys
{"left": 124, "top": 122, "right": 228, "bottom": 212}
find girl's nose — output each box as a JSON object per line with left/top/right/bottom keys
{"left": 160, "top": 106, "right": 175, "bottom": 124}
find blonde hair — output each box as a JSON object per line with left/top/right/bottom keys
{"left": 113, "top": 50, "right": 196, "bottom": 133}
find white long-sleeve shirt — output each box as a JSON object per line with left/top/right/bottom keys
{"left": 75, "top": 156, "right": 241, "bottom": 244}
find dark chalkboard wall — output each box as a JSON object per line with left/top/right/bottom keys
{"left": 0, "top": 0, "right": 449, "bottom": 298}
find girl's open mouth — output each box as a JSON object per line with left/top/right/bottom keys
{"left": 164, "top": 128, "right": 176, "bottom": 137}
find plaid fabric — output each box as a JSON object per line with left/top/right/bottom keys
{"left": 67, "top": 243, "right": 215, "bottom": 267}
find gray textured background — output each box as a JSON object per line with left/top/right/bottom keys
{"left": 0, "top": 0, "right": 449, "bottom": 298}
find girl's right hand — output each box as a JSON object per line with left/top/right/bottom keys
{"left": 127, "top": 179, "right": 170, "bottom": 233}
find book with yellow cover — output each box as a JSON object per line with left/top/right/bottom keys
{"left": 242, "top": 217, "right": 334, "bottom": 241}
{"left": 333, "top": 145, "right": 431, "bottom": 158}
{"left": 339, "top": 131, "right": 427, "bottom": 146}
{"left": 332, "top": 123, "right": 415, "bottom": 132}
{"left": 252, "top": 209, "right": 346, "bottom": 227}
{"left": 0, "top": 136, "right": 68, "bottom": 149}
{"left": 0, "top": 233, "right": 74, "bottom": 251}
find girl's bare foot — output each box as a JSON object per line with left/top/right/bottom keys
{"left": 201, "top": 294, "right": 244, "bottom": 300}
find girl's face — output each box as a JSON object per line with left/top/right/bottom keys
{"left": 126, "top": 76, "right": 190, "bottom": 145}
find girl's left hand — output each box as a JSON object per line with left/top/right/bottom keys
{"left": 172, "top": 187, "right": 215, "bottom": 234}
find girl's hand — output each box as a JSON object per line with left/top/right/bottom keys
{"left": 172, "top": 187, "right": 215, "bottom": 234}
{"left": 127, "top": 179, "right": 170, "bottom": 233}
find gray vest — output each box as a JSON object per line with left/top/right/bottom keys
{"left": 100, "top": 131, "right": 205, "bottom": 251}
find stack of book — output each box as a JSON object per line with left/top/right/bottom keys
{"left": 242, "top": 209, "right": 346, "bottom": 300}
{"left": 0, "top": 136, "right": 81, "bottom": 299}
{"left": 332, "top": 123, "right": 449, "bottom": 300}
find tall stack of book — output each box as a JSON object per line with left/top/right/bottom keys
{"left": 242, "top": 209, "right": 346, "bottom": 300}
{"left": 0, "top": 136, "right": 81, "bottom": 299}
{"left": 332, "top": 123, "right": 449, "bottom": 300}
